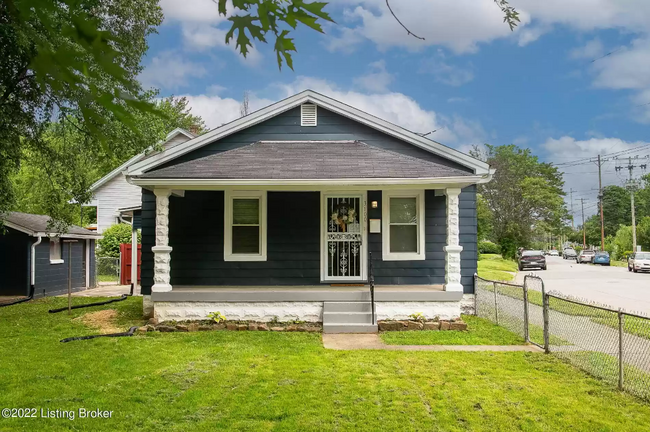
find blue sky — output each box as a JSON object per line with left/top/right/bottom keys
{"left": 139, "top": 0, "right": 650, "bottom": 217}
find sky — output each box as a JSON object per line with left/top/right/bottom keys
{"left": 138, "top": 0, "right": 650, "bottom": 220}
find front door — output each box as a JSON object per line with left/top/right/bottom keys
{"left": 322, "top": 193, "right": 367, "bottom": 282}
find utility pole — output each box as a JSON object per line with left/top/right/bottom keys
{"left": 597, "top": 155, "right": 605, "bottom": 251}
{"left": 570, "top": 188, "right": 575, "bottom": 229}
{"left": 615, "top": 156, "right": 649, "bottom": 252}
{"left": 581, "top": 198, "right": 586, "bottom": 249}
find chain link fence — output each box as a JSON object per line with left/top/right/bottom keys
{"left": 475, "top": 274, "right": 650, "bottom": 401}
{"left": 96, "top": 256, "right": 120, "bottom": 284}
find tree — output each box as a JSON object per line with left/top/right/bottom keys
{"left": 10, "top": 96, "right": 206, "bottom": 229}
{"left": 637, "top": 216, "right": 650, "bottom": 252}
{"left": 240, "top": 91, "right": 250, "bottom": 117}
{"left": 97, "top": 223, "right": 141, "bottom": 258}
{"left": 472, "top": 144, "right": 569, "bottom": 258}
{"left": 1, "top": 0, "right": 163, "bottom": 223}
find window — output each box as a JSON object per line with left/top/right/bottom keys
{"left": 224, "top": 191, "right": 267, "bottom": 261}
{"left": 382, "top": 190, "right": 425, "bottom": 261}
{"left": 50, "top": 237, "right": 63, "bottom": 264}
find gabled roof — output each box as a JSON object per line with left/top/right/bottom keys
{"left": 89, "top": 128, "right": 195, "bottom": 192}
{"left": 126, "top": 90, "right": 490, "bottom": 177}
{"left": 140, "top": 141, "right": 473, "bottom": 180}
{"left": 4, "top": 212, "right": 101, "bottom": 239}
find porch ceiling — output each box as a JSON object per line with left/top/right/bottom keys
{"left": 138, "top": 141, "right": 472, "bottom": 180}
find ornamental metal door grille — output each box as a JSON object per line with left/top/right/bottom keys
{"left": 325, "top": 196, "right": 364, "bottom": 280}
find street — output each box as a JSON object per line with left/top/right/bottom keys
{"left": 515, "top": 256, "right": 650, "bottom": 315}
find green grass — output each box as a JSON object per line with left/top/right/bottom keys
{"left": 477, "top": 254, "right": 517, "bottom": 281}
{"left": 1, "top": 297, "right": 650, "bottom": 431}
{"left": 97, "top": 274, "right": 119, "bottom": 283}
{"left": 380, "top": 315, "right": 526, "bottom": 345}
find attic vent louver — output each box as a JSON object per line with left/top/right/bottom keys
{"left": 301, "top": 104, "right": 317, "bottom": 126}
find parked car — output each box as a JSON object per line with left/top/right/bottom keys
{"left": 576, "top": 250, "right": 596, "bottom": 264}
{"left": 548, "top": 250, "right": 560, "bottom": 256}
{"left": 518, "top": 250, "right": 547, "bottom": 271}
{"left": 593, "top": 251, "right": 610, "bottom": 266}
{"left": 563, "top": 248, "right": 577, "bottom": 259}
{"left": 628, "top": 252, "right": 650, "bottom": 273}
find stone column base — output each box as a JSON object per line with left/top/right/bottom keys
{"left": 142, "top": 295, "right": 154, "bottom": 319}
{"left": 152, "top": 245, "right": 173, "bottom": 292}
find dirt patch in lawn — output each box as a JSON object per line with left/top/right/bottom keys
{"left": 73, "top": 309, "right": 122, "bottom": 334}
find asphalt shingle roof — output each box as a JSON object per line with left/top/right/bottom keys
{"left": 5, "top": 212, "right": 100, "bottom": 237}
{"left": 140, "top": 141, "right": 473, "bottom": 179}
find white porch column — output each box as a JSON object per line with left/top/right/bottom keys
{"left": 152, "top": 189, "right": 172, "bottom": 292}
{"left": 443, "top": 188, "right": 464, "bottom": 292}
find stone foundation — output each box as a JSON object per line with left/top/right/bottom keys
{"left": 153, "top": 300, "right": 465, "bottom": 322}
{"left": 460, "top": 294, "right": 475, "bottom": 315}
{"left": 154, "top": 301, "right": 323, "bottom": 322}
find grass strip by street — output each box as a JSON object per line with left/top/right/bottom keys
{"left": 2, "top": 297, "right": 650, "bottom": 431}
{"left": 477, "top": 254, "right": 517, "bottom": 282}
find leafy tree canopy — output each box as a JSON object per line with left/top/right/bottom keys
{"left": 472, "top": 144, "right": 569, "bottom": 258}
{"left": 97, "top": 223, "right": 141, "bottom": 258}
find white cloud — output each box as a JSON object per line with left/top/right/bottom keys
{"left": 179, "top": 76, "right": 487, "bottom": 149}
{"left": 569, "top": 38, "right": 604, "bottom": 60}
{"left": 159, "top": 0, "right": 222, "bottom": 23}
{"left": 352, "top": 60, "right": 394, "bottom": 92}
{"left": 327, "top": 0, "right": 650, "bottom": 54}
{"left": 419, "top": 57, "right": 474, "bottom": 87}
{"left": 139, "top": 51, "right": 207, "bottom": 90}
{"left": 447, "top": 97, "right": 471, "bottom": 103}
{"left": 180, "top": 93, "right": 275, "bottom": 129}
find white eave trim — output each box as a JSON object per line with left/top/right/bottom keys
{"left": 3, "top": 221, "right": 102, "bottom": 239}
{"left": 90, "top": 128, "right": 196, "bottom": 192}
{"left": 125, "top": 90, "right": 490, "bottom": 176}
{"left": 130, "top": 174, "right": 492, "bottom": 188}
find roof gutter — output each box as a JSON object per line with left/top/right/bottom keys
{"left": 129, "top": 174, "right": 492, "bottom": 188}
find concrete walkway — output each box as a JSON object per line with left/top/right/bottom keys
{"left": 322, "top": 334, "right": 543, "bottom": 352}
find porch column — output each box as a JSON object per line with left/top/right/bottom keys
{"left": 152, "top": 188, "right": 172, "bottom": 292}
{"left": 443, "top": 188, "right": 464, "bottom": 292}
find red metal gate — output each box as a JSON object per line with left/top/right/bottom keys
{"left": 119, "top": 244, "right": 141, "bottom": 285}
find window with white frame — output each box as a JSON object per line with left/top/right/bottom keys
{"left": 382, "top": 190, "right": 426, "bottom": 261}
{"left": 50, "top": 237, "right": 63, "bottom": 264}
{"left": 224, "top": 191, "right": 267, "bottom": 261}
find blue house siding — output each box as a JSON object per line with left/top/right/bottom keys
{"left": 368, "top": 186, "right": 477, "bottom": 293}
{"left": 154, "top": 107, "right": 473, "bottom": 174}
{"left": 0, "top": 228, "right": 31, "bottom": 296}
{"left": 33, "top": 239, "right": 86, "bottom": 298}
{"left": 140, "top": 186, "right": 478, "bottom": 295}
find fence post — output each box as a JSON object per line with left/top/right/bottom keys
{"left": 493, "top": 282, "right": 499, "bottom": 325}
{"left": 523, "top": 277, "right": 530, "bottom": 343}
{"left": 542, "top": 290, "right": 550, "bottom": 354}
{"left": 618, "top": 309, "right": 624, "bottom": 391}
{"left": 473, "top": 274, "right": 478, "bottom": 316}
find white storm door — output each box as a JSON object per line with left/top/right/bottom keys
{"left": 322, "top": 193, "right": 367, "bottom": 281}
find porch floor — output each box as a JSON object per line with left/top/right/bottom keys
{"left": 152, "top": 284, "right": 463, "bottom": 302}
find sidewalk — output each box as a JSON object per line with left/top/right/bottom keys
{"left": 322, "top": 334, "right": 542, "bottom": 352}
{"left": 61, "top": 284, "right": 141, "bottom": 297}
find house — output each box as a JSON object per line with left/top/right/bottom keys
{"left": 126, "top": 90, "right": 493, "bottom": 332}
{"left": 0, "top": 212, "right": 101, "bottom": 298}
{"left": 85, "top": 128, "right": 195, "bottom": 233}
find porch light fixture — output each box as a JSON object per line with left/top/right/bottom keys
{"left": 371, "top": 201, "right": 378, "bottom": 209}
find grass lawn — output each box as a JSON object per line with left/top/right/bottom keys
{"left": 1, "top": 297, "right": 650, "bottom": 431}
{"left": 477, "top": 254, "right": 517, "bottom": 282}
{"left": 380, "top": 315, "right": 526, "bottom": 345}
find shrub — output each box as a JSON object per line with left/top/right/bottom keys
{"left": 478, "top": 241, "right": 500, "bottom": 254}
{"left": 97, "top": 223, "right": 141, "bottom": 258}
{"left": 207, "top": 311, "right": 226, "bottom": 323}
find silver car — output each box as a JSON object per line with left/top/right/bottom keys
{"left": 576, "top": 250, "right": 595, "bottom": 264}
{"left": 628, "top": 252, "right": 650, "bottom": 273}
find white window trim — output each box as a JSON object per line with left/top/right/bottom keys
{"left": 382, "top": 190, "right": 426, "bottom": 261}
{"left": 49, "top": 237, "right": 64, "bottom": 265}
{"left": 224, "top": 190, "right": 267, "bottom": 262}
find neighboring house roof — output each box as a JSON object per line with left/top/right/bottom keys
{"left": 126, "top": 90, "right": 491, "bottom": 177}
{"left": 140, "top": 141, "right": 473, "bottom": 180}
{"left": 89, "top": 128, "right": 195, "bottom": 193}
{"left": 4, "top": 212, "right": 101, "bottom": 239}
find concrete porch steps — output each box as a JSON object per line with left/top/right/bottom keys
{"left": 322, "top": 301, "right": 377, "bottom": 333}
